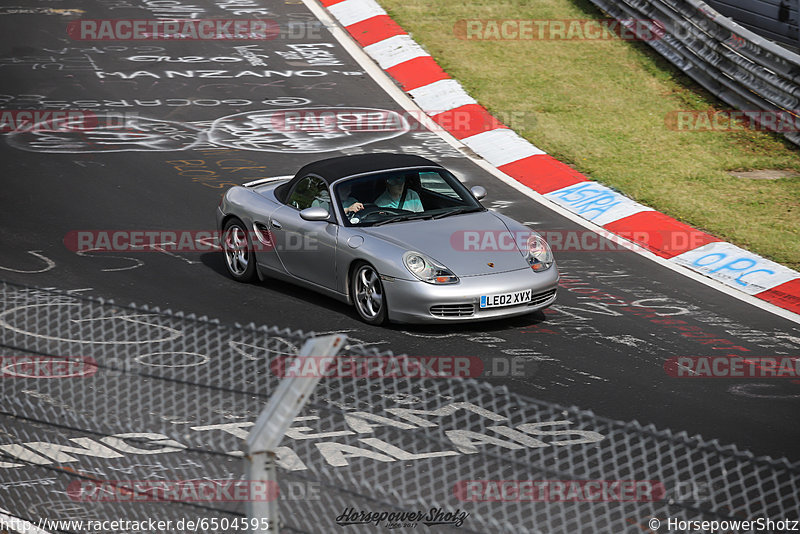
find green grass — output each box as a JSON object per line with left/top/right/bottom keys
{"left": 378, "top": 0, "right": 800, "bottom": 270}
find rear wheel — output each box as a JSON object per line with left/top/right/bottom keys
{"left": 222, "top": 218, "right": 257, "bottom": 282}
{"left": 351, "top": 262, "right": 387, "bottom": 325}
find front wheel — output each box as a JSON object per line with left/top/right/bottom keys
{"left": 222, "top": 217, "right": 257, "bottom": 282}
{"left": 350, "top": 262, "right": 388, "bottom": 325}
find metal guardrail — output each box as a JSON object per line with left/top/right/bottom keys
{"left": 0, "top": 281, "right": 798, "bottom": 533}
{"left": 587, "top": 0, "right": 800, "bottom": 146}
{"left": 705, "top": 0, "right": 800, "bottom": 49}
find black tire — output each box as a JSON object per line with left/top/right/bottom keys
{"left": 350, "top": 262, "right": 388, "bottom": 325}
{"left": 222, "top": 217, "right": 257, "bottom": 282}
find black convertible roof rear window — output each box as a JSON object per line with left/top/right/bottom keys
{"left": 275, "top": 154, "right": 442, "bottom": 202}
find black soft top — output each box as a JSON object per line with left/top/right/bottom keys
{"left": 275, "top": 154, "right": 442, "bottom": 202}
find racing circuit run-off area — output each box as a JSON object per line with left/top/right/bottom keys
{"left": 0, "top": 0, "right": 799, "bottom": 533}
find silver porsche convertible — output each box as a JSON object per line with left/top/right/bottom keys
{"left": 216, "top": 154, "right": 558, "bottom": 324}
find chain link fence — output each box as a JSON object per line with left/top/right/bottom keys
{"left": 0, "top": 280, "right": 798, "bottom": 533}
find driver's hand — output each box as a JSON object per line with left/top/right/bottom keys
{"left": 345, "top": 202, "right": 364, "bottom": 214}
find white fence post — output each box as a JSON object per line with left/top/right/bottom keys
{"left": 244, "top": 334, "right": 346, "bottom": 534}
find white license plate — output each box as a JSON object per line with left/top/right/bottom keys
{"left": 480, "top": 290, "right": 532, "bottom": 308}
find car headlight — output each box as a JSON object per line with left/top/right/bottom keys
{"left": 403, "top": 251, "right": 459, "bottom": 284}
{"left": 524, "top": 234, "right": 554, "bottom": 271}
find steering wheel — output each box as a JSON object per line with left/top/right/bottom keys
{"left": 350, "top": 204, "right": 406, "bottom": 222}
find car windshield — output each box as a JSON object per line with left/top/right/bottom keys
{"left": 333, "top": 168, "right": 484, "bottom": 227}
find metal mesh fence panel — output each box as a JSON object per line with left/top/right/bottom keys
{"left": 0, "top": 280, "right": 798, "bottom": 533}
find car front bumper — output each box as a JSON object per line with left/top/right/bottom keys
{"left": 383, "top": 266, "right": 559, "bottom": 323}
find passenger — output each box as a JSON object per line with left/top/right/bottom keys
{"left": 374, "top": 176, "right": 423, "bottom": 212}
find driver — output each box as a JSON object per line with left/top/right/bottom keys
{"left": 375, "top": 175, "right": 423, "bottom": 212}
{"left": 312, "top": 182, "right": 364, "bottom": 217}
{"left": 337, "top": 182, "right": 364, "bottom": 216}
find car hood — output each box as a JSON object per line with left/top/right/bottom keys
{"left": 361, "top": 211, "right": 531, "bottom": 276}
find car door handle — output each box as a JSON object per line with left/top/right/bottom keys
{"left": 271, "top": 220, "right": 282, "bottom": 229}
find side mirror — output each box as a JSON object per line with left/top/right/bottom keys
{"left": 470, "top": 185, "right": 487, "bottom": 201}
{"left": 299, "top": 206, "right": 330, "bottom": 221}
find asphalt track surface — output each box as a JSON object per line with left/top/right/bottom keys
{"left": 1, "top": 0, "right": 800, "bottom": 530}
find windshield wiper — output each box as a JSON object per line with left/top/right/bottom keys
{"left": 431, "top": 206, "right": 483, "bottom": 220}
{"left": 371, "top": 212, "right": 433, "bottom": 227}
